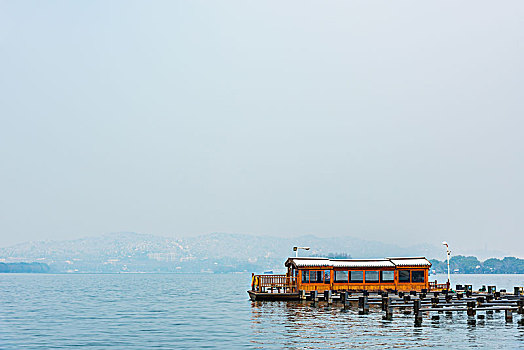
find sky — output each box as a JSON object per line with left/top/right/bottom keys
{"left": 0, "top": 1, "right": 523, "bottom": 256}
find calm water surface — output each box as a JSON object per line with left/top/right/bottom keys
{"left": 1, "top": 273, "right": 523, "bottom": 349}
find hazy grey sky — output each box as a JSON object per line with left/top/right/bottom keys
{"left": 1, "top": 1, "right": 523, "bottom": 255}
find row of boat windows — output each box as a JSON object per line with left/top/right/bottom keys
{"left": 301, "top": 270, "right": 425, "bottom": 283}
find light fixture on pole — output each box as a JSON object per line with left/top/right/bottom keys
{"left": 293, "top": 246, "right": 310, "bottom": 257}
{"left": 442, "top": 241, "right": 451, "bottom": 289}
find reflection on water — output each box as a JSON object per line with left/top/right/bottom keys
{"left": 0, "top": 273, "right": 522, "bottom": 349}
{"left": 250, "top": 300, "right": 523, "bottom": 349}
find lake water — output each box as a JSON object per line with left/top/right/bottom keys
{"left": 1, "top": 273, "right": 523, "bottom": 349}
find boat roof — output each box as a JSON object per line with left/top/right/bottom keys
{"left": 285, "top": 257, "right": 431, "bottom": 268}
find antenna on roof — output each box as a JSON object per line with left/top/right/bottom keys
{"left": 293, "top": 246, "right": 310, "bottom": 258}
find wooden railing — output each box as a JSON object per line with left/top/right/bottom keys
{"left": 429, "top": 280, "right": 450, "bottom": 291}
{"left": 252, "top": 274, "right": 297, "bottom": 293}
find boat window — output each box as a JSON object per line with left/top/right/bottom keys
{"left": 349, "top": 271, "right": 363, "bottom": 283}
{"left": 365, "top": 271, "right": 379, "bottom": 283}
{"left": 412, "top": 270, "right": 425, "bottom": 283}
{"left": 334, "top": 271, "right": 349, "bottom": 283}
{"left": 381, "top": 270, "right": 394, "bottom": 283}
{"left": 302, "top": 270, "right": 309, "bottom": 283}
{"left": 324, "top": 270, "right": 331, "bottom": 284}
{"left": 399, "top": 270, "right": 410, "bottom": 283}
{"left": 310, "top": 270, "right": 323, "bottom": 283}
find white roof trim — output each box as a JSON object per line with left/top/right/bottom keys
{"left": 387, "top": 258, "right": 431, "bottom": 267}
{"left": 286, "top": 257, "right": 431, "bottom": 268}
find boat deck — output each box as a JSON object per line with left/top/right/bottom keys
{"left": 248, "top": 290, "right": 300, "bottom": 301}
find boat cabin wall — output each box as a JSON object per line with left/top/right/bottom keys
{"left": 297, "top": 266, "right": 429, "bottom": 292}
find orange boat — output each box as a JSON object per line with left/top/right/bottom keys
{"left": 248, "top": 256, "right": 449, "bottom": 301}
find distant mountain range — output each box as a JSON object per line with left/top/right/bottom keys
{"left": 0, "top": 232, "right": 504, "bottom": 273}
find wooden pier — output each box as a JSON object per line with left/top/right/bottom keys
{"left": 248, "top": 256, "right": 524, "bottom": 325}
{"left": 265, "top": 287, "right": 524, "bottom": 326}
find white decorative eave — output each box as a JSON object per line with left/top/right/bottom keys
{"left": 387, "top": 257, "right": 432, "bottom": 267}
{"left": 331, "top": 259, "right": 395, "bottom": 268}
{"left": 285, "top": 256, "right": 432, "bottom": 268}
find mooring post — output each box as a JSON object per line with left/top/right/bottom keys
{"left": 467, "top": 300, "right": 476, "bottom": 325}
{"left": 382, "top": 294, "right": 388, "bottom": 311}
{"left": 431, "top": 296, "right": 439, "bottom": 308}
{"left": 359, "top": 295, "right": 369, "bottom": 315}
{"left": 383, "top": 297, "right": 393, "bottom": 320}
{"left": 341, "top": 291, "right": 350, "bottom": 309}
{"left": 414, "top": 299, "right": 422, "bottom": 326}
{"left": 324, "top": 290, "right": 332, "bottom": 304}
{"left": 457, "top": 293, "right": 463, "bottom": 300}
{"left": 399, "top": 291, "right": 404, "bottom": 298}
{"left": 467, "top": 301, "right": 476, "bottom": 317}
{"left": 477, "top": 296, "right": 484, "bottom": 307}
{"left": 517, "top": 298, "right": 524, "bottom": 315}
{"left": 506, "top": 309, "right": 513, "bottom": 323}
{"left": 300, "top": 290, "right": 306, "bottom": 300}
{"left": 311, "top": 290, "right": 318, "bottom": 303}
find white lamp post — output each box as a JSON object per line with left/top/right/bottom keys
{"left": 442, "top": 241, "right": 451, "bottom": 289}
{"left": 293, "top": 246, "right": 310, "bottom": 257}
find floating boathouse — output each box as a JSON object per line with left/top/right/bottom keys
{"left": 248, "top": 256, "right": 447, "bottom": 301}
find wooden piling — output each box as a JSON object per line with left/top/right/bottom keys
{"left": 324, "top": 290, "right": 332, "bottom": 304}
{"left": 414, "top": 299, "right": 422, "bottom": 326}
{"left": 383, "top": 297, "right": 393, "bottom": 320}
{"left": 517, "top": 299, "right": 524, "bottom": 314}
{"left": 431, "top": 296, "right": 439, "bottom": 308}
{"left": 467, "top": 301, "right": 476, "bottom": 317}
{"left": 381, "top": 294, "right": 389, "bottom": 311}
{"left": 359, "top": 295, "right": 369, "bottom": 315}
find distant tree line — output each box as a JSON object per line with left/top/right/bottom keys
{"left": 0, "top": 262, "right": 50, "bottom": 273}
{"left": 430, "top": 256, "right": 524, "bottom": 274}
